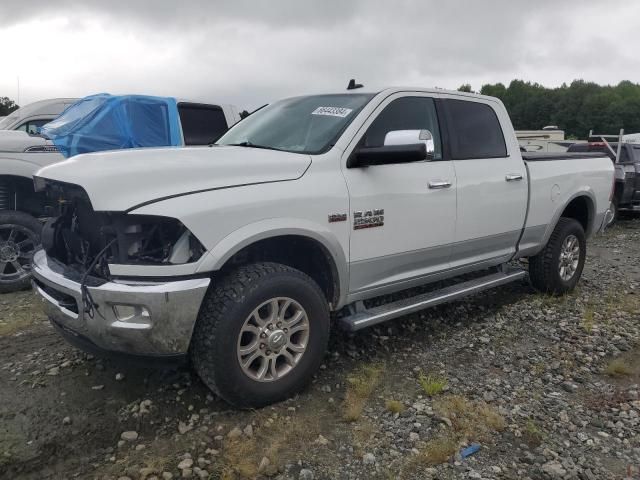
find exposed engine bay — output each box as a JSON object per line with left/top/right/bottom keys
{"left": 39, "top": 180, "right": 205, "bottom": 280}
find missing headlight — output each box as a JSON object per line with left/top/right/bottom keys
{"left": 45, "top": 194, "right": 205, "bottom": 278}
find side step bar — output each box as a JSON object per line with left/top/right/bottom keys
{"left": 340, "top": 268, "right": 527, "bottom": 331}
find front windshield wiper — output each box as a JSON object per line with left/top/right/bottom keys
{"left": 224, "top": 141, "right": 284, "bottom": 151}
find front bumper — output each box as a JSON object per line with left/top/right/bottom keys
{"left": 31, "top": 250, "right": 211, "bottom": 356}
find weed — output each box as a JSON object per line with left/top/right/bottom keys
{"left": 420, "top": 435, "right": 459, "bottom": 465}
{"left": 581, "top": 307, "right": 595, "bottom": 333}
{"left": 433, "top": 395, "right": 506, "bottom": 441}
{"left": 523, "top": 419, "right": 544, "bottom": 447}
{"left": 605, "top": 358, "right": 633, "bottom": 377}
{"left": 385, "top": 399, "right": 405, "bottom": 414}
{"left": 343, "top": 364, "right": 384, "bottom": 421}
{"left": 418, "top": 372, "right": 447, "bottom": 397}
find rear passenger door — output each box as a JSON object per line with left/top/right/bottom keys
{"left": 440, "top": 96, "right": 528, "bottom": 267}
{"left": 178, "top": 103, "right": 229, "bottom": 145}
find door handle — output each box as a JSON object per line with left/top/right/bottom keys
{"left": 428, "top": 180, "right": 452, "bottom": 189}
{"left": 505, "top": 174, "right": 523, "bottom": 182}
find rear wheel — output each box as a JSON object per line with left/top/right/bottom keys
{"left": 0, "top": 211, "right": 42, "bottom": 293}
{"left": 529, "top": 217, "right": 586, "bottom": 295}
{"left": 191, "top": 262, "right": 330, "bottom": 408}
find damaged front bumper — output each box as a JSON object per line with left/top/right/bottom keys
{"left": 31, "top": 249, "right": 210, "bottom": 359}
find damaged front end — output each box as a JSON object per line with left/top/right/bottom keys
{"left": 31, "top": 178, "right": 211, "bottom": 358}
{"left": 38, "top": 179, "right": 206, "bottom": 281}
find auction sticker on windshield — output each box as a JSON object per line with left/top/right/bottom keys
{"left": 311, "top": 106, "right": 353, "bottom": 118}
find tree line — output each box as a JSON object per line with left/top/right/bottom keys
{"left": 459, "top": 80, "right": 640, "bottom": 139}
{"left": 0, "top": 97, "right": 19, "bottom": 116}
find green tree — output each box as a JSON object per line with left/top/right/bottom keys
{"left": 457, "top": 84, "right": 474, "bottom": 93}
{"left": 0, "top": 97, "right": 19, "bottom": 116}
{"left": 478, "top": 79, "right": 640, "bottom": 139}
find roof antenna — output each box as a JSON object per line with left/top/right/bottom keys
{"left": 347, "top": 79, "right": 363, "bottom": 90}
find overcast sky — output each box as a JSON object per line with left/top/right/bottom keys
{"left": 1, "top": 0, "right": 639, "bottom": 110}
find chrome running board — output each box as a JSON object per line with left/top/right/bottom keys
{"left": 340, "top": 268, "right": 526, "bottom": 331}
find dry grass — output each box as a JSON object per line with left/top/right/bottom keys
{"left": 217, "top": 412, "right": 325, "bottom": 479}
{"left": 402, "top": 394, "right": 506, "bottom": 472}
{"left": 580, "top": 289, "right": 640, "bottom": 331}
{"left": 581, "top": 306, "right": 595, "bottom": 333}
{"left": 0, "top": 291, "right": 45, "bottom": 336}
{"left": 343, "top": 364, "right": 384, "bottom": 421}
{"left": 219, "top": 437, "right": 261, "bottom": 479}
{"left": 418, "top": 372, "right": 447, "bottom": 397}
{"left": 420, "top": 435, "right": 459, "bottom": 464}
{"left": 385, "top": 399, "right": 405, "bottom": 414}
{"left": 605, "top": 358, "right": 633, "bottom": 377}
{"left": 433, "top": 395, "right": 506, "bottom": 440}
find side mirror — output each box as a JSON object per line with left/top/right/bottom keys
{"left": 384, "top": 129, "right": 435, "bottom": 160}
{"left": 350, "top": 143, "right": 427, "bottom": 168}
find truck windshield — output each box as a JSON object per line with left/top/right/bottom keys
{"left": 216, "top": 93, "right": 374, "bottom": 154}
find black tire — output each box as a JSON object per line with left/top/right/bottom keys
{"left": 0, "top": 210, "right": 42, "bottom": 294}
{"left": 191, "top": 262, "right": 330, "bottom": 408}
{"left": 529, "top": 217, "right": 586, "bottom": 295}
{"left": 608, "top": 199, "right": 618, "bottom": 227}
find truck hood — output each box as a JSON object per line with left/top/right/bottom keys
{"left": 0, "top": 130, "right": 53, "bottom": 152}
{"left": 35, "top": 145, "right": 312, "bottom": 211}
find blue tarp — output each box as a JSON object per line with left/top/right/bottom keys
{"left": 40, "top": 94, "right": 181, "bottom": 158}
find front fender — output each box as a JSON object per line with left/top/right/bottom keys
{"left": 196, "top": 218, "right": 349, "bottom": 308}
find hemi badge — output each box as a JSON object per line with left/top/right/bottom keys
{"left": 328, "top": 213, "right": 347, "bottom": 223}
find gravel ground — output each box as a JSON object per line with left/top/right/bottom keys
{"left": 1, "top": 217, "right": 639, "bottom": 480}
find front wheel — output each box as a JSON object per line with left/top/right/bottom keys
{"left": 529, "top": 217, "right": 586, "bottom": 295}
{"left": 0, "top": 211, "right": 42, "bottom": 294}
{"left": 191, "top": 262, "right": 330, "bottom": 408}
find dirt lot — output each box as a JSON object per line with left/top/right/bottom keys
{"left": 1, "top": 218, "right": 639, "bottom": 480}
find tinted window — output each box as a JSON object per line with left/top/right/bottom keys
{"left": 16, "top": 119, "right": 51, "bottom": 134}
{"left": 362, "top": 96, "right": 442, "bottom": 160}
{"left": 445, "top": 99, "right": 507, "bottom": 159}
{"left": 179, "top": 104, "right": 228, "bottom": 145}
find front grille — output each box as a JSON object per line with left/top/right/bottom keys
{"left": 34, "top": 278, "right": 79, "bottom": 314}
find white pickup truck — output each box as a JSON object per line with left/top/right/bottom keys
{"left": 31, "top": 88, "right": 614, "bottom": 408}
{"left": 0, "top": 98, "right": 240, "bottom": 292}
{"left": 0, "top": 98, "right": 79, "bottom": 133}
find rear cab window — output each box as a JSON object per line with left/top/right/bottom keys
{"left": 443, "top": 99, "right": 507, "bottom": 159}
{"left": 178, "top": 103, "right": 228, "bottom": 145}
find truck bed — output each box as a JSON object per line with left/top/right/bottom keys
{"left": 517, "top": 152, "right": 614, "bottom": 257}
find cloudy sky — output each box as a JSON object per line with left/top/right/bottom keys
{"left": 1, "top": 0, "right": 639, "bottom": 110}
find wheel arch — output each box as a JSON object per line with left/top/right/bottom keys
{"left": 197, "top": 220, "right": 348, "bottom": 310}
{"left": 541, "top": 191, "right": 596, "bottom": 248}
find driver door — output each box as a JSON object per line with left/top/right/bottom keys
{"left": 341, "top": 93, "right": 457, "bottom": 297}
